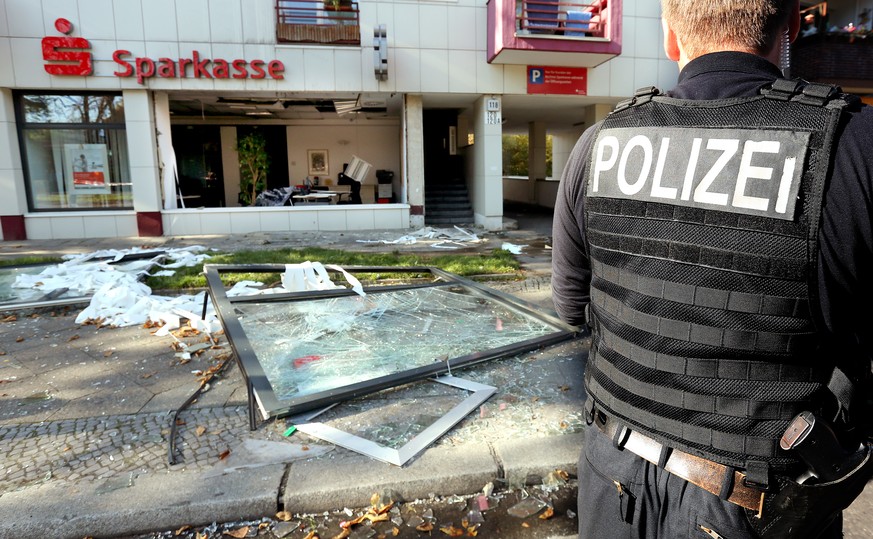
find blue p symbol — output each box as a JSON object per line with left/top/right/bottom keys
{"left": 529, "top": 68, "right": 544, "bottom": 84}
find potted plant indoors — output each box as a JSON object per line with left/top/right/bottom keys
{"left": 236, "top": 132, "right": 270, "bottom": 206}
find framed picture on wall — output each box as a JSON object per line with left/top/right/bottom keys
{"left": 307, "top": 149, "right": 329, "bottom": 176}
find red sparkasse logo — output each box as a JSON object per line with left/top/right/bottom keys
{"left": 42, "top": 17, "right": 285, "bottom": 84}
{"left": 42, "top": 18, "right": 93, "bottom": 76}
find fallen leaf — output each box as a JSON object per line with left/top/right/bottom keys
{"left": 559, "top": 421, "right": 569, "bottom": 429}
{"left": 196, "top": 533, "right": 207, "bottom": 539}
{"left": 141, "top": 372, "right": 157, "bottom": 379}
{"left": 521, "top": 522, "right": 530, "bottom": 528}
{"left": 68, "top": 335, "right": 80, "bottom": 342}
{"left": 466, "top": 526, "right": 479, "bottom": 537}
{"left": 329, "top": 530, "right": 350, "bottom": 539}
{"left": 392, "top": 528, "right": 400, "bottom": 537}
{"left": 1, "top": 315, "right": 17, "bottom": 323}
{"left": 558, "top": 384, "right": 570, "bottom": 391}
{"left": 370, "top": 492, "right": 381, "bottom": 507}
{"left": 103, "top": 351, "right": 113, "bottom": 357}
{"left": 439, "top": 525, "right": 464, "bottom": 537}
{"left": 176, "top": 418, "right": 186, "bottom": 426}
{"left": 416, "top": 522, "right": 434, "bottom": 532}
{"left": 554, "top": 469, "right": 570, "bottom": 481}
{"left": 224, "top": 527, "right": 248, "bottom": 538}
{"left": 29, "top": 313, "right": 39, "bottom": 319}
{"left": 275, "top": 510, "right": 293, "bottom": 521}
{"left": 15, "top": 337, "right": 24, "bottom": 342}
{"left": 175, "top": 524, "right": 191, "bottom": 535}
{"left": 539, "top": 506, "right": 555, "bottom": 520}
{"left": 195, "top": 426, "right": 207, "bottom": 437}
{"left": 303, "top": 532, "right": 319, "bottom": 539}
{"left": 0, "top": 351, "right": 6, "bottom": 356}
{"left": 218, "top": 449, "right": 230, "bottom": 460}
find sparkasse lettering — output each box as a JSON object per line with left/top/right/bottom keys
{"left": 112, "top": 50, "right": 285, "bottom": 84}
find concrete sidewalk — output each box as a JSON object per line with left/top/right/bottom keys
{"left": 0, "top": 222, "right": 588, "bottom": 538}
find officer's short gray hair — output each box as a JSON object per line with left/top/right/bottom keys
{"left": 661, "top": 0, "right": 794, "bottom": 58}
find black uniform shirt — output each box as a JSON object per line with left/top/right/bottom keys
{"left": 552, "top": 51, "right": 873, "bottom": 364}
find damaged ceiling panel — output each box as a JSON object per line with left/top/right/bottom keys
{"left": 203, "top": 264, "right": 579, "bottom": 424}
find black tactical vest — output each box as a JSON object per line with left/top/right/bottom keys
{"left": 583, "top": 80, "right": 853, "bottom": 474}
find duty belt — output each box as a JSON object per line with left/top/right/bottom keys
{"left": 593, "top": 411, "right": 766, "bottom": 514}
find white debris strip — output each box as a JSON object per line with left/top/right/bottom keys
{"left": 355, "top": 226, "right": 483, "bottom": 249}
{"left": 501, "top": 242, "right": 525, "bottom": 255}
{"left": 226, "top": 261, "right": 365, "bottom": 298}
{"left": 12, "top": 246, "right": 222, "bottom": 334}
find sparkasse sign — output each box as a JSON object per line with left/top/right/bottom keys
{"left": 42, "top": 18, "right": 285, "bottom": 85}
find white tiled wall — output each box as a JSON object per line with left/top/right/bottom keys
{"left": 1, "top": 0, "right": 675, "bottom": 99}
{"left": 162, "top": 206, "right": 410, "bottom": 236}
{"left": 25, "top": 212, "right": 137, "bottom": 239}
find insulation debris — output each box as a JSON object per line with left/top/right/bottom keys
{"left": 355, "top": 226, "right": 483, "bottom": 249}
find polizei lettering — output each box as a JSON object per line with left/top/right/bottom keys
{"left": 589, "top": 127, "right": 810, "bottom": 220}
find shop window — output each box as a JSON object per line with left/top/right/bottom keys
{"left": 15, "top": 93, "right": 132, "bottom": 212}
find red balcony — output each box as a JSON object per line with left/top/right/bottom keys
{"left": 276, "top": 0, "right": 360, "bottom": 45}
{"left": 487, "top": 0, "right": 621, "bottom": 67}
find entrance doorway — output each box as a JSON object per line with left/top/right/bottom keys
{"left": 172, "top": 125, "right": 225, "bottom": 207}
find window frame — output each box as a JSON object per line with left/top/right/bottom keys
{"left": 14, "top": 90, "right": 132, "bottom": 213}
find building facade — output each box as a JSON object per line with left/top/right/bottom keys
{"left": 0, "top": 0, "right": 677, "bottom": 240}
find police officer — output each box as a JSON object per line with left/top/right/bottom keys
{"left": 551, "top": 1, "right": 873, "bottom": 537}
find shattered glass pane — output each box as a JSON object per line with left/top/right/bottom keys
{"left": 235, "top": 286, "right": 556, "bottom": 402}
{"left": 507, "top": 496, "right": 549, "bottom": 518}
{"left": 0, "top": 264, "right": 81, "bottom": 306}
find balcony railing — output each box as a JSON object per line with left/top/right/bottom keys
{"left": 276, "top": 0, "right": 360, "bottom": 45}
{"left": 517, "top": 0, "right": 608, "bottom": 38}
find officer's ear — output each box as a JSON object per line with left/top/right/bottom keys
{"left": 788, "top": 1, "right": 801, "bottom": 42}
{"left": 662, "top": 17, "right": 681, "bottom": 62}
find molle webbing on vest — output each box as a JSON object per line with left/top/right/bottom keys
{"left": 582, "top": 82, "right": 849, "bottom": 471}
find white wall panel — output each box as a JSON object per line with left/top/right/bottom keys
{"left": 83, "top": 214, "right": 119, "bottom": 238}
{"left": 113, "top": 0, "right": 144, "bottom": 41}
{"left": 475, "top": 61, "right": 505, "bottom": 94}
{"left": 259, "top": 210, "right": 291, "bottom": 232}
{"left": 78, "top": 0, "right": 116, "bottom": 40}
{"left": 346, "top": 209, "right": 375, "bottom": 230}
{"left": 447, "top": 6, "right": 477, "bottom": 51}
{"left": 240, "top": 0, "right": 274, "bottom": 43}
{"left": 634, "top": 17, "right": 662, "bottom": 59}
{"left": 40, "top": 0, "right": 69, "bottom": 37}
{"left": 116, "top": 215, "right": 138, "bottom": 236}
{"left": 25, "top": 217, "right": 54, "bottom": 240}
{"left": 586, "top": 60, "right": 611, "bottom": 97}
{"left": 393, "top": 48, "right": 421, "bottom": 92}
{"left": 303, "top": 48, "right": 336, "bottom": 90}
{"left": 633, "top": 58, "right": 659, "bottom": 91}
{"left": 142, "top": 0, "right": 178, "bottom": 42}
{"left": 208, "top": 0, "right": 244, "bottom": 43}
{"left": 176, "top": 0, "right": 211, "bottom": 42}
{"left": 635, "top": 0, "right": 662, "bottom": 18}
{"left": 275, "top": 46, "right": 306, "bottom": 88}
{"left": 0, "top": 2, "right": 8, "bottom": 35}
{"left": 10, "top": 38, "right": 52, "bottom": 87}
{"left": 229, "top": 211, "right": 260, "bottom": 233}
{"left": 392, "top": 3, "right": 420, "bottom": 48}
{"left": 50, "top": 216, "right": 86, "bottom": 239}
{"left": 474, "top": 4, "right": 487, "bottom": 51}
{"left": 162, "top": 212, "right": 202, "bottom": 235}
{"left": 419, "top": 48, "right": 448, "bottom": 92}
{"left": 317, "top": 209, "right": 347, "bottom": 231}
{"left": 288, "top": 209, "right": 319, "bottom": 230}
{"left": 448, "top": 50, "right": 476, "bottom": 93}
{"left": 608, "top": 56, "right": 635, "bottom": 97}
{"left": 199, "top": 211, "right": 231, "bottom": 233}
{"left": 334, "top": 49, "right": 363, "bottom": 92}
{"left": 419, "top": 4, "right": 448, "bottom": 49}
{"left": 0, "top": 39, "right": 13, "bottom": 86}
{"left": 502, "top": 64, "right": 526, "bottom": 94}
{"left": 373, "top": 207, "right": 405, "bottom": 229}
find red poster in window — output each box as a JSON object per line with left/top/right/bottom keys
{"left": 65, "top": 144, "right": 111, "bottom": 195}
{"left": 527, "top": 66, "right": 588, "bottom": 95}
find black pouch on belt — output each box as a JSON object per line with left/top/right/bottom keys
{"left": 744, "top": 441, "right": 873, "bottom": 539}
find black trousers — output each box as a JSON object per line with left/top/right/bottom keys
{"left": 578, "top": 426, "right": 843, "bottom": 539}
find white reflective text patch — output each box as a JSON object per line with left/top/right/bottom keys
{"left": 589, "top": 127, "right": 810, "bottom": 220}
